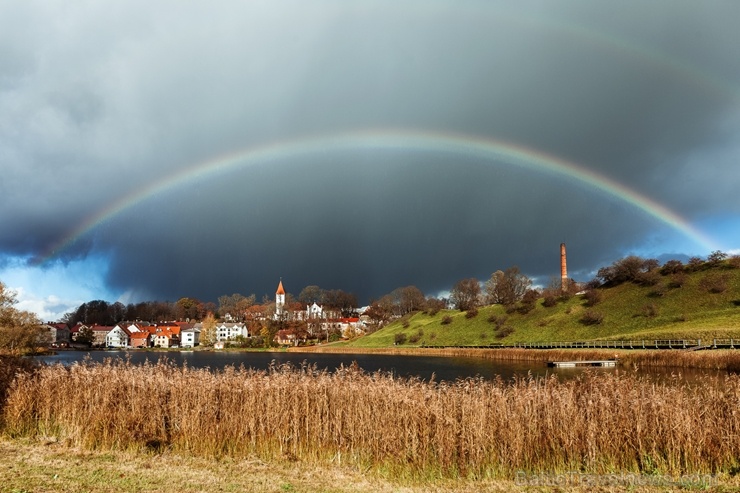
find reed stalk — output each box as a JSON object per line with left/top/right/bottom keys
{"left": 2, "top": 358, "right": 739, "bottom": 478}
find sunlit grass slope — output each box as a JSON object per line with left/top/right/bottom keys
{"left": 350, "top": 264, "right": 740, "bottom": 348}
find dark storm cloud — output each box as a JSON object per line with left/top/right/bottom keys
{"left": 2, "top": 0, "right": 740, "bottom": 307}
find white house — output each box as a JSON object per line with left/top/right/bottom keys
{"left": 180, "top": 326, "right": 201, "bottom": 348}
{"left": 215, "top": 322, "right": 249, "bottom": 342}
{"left": 106, "top": 325, "right": 131, "bottom": 348}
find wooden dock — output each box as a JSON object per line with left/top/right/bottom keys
{"left": 548, "top": 360, "right": 618, "bottom": 368}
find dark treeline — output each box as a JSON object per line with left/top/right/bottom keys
{"left": 61, "top": 298, "right": 216, "bottom": 326}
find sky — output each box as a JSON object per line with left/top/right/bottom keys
{"left": 2, "top": 0, "right": 740, "bottom": 321}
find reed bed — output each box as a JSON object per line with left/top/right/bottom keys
{"left": 2, "top": 359, "right": 739, "bottom": 479}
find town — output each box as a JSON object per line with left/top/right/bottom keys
{"left": 42, "top": 280, "right": 371, "bottom": 349}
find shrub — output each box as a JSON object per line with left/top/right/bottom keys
{"left": 494, "top": 325, "right": 514, "bottom": 339}
{"left": 487, "top": 314, "right": 507, "bottom": 326}
{"left": 583, "top": 289, "right": 602, "bottom": 307}
{"left": 517, "top": 302, "right": 535, "bottom": 315}
{"left": 649, "top": 284, "right": 669, "bottom": 298}
{"left": 408, "top": 332, "right": 421, "bottom": 344}
{"left": 465, "top": 308, "right": 479, "bottom": 319}
{"left": 635, "top": 269, "right": 661, "bottom": 287}
{"left": 669, "top": 272, "right": 689, "bottom": 288}
{"left": 729, "top": 255, "right": 740, "bottom": 269}
{"left": 596, "top": 256, "right": 659, "bottom": 286}
{"left": 402, "top": 319, "right": 410, "bottom": 328}
{"left": 394, "top": 333, "right": 407, "bottom": 345}
{"left": 699, "top": 274, "right": 729, "bottom": 294}
{"left": 687, "top": 256, "right": 705, "bottom": 271}
{"left": 641, "top": 303, "right": 659, "bottom": 318}
{"left": 441, "top": 315, "right": 453, "bottom": 325}
{"left": 542, "top": 295, "right": 558, "bottom": 308}
{"left": 660, "top": 259, "right": 685, "bottom": 275}
{"left": 707, "top": 250, "right": 728, "bottom": 267}
{"left": 581, "top": 310, "right": 604, "bottom": 325}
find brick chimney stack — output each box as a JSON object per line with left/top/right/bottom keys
{"left": 560, "top": 243, "right": 568, "bottom": 292}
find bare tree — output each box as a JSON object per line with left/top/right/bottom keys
{"left": 485, "top": 266, "right": 532, "bottom": 306}
{"left": 450, "top": 278, "right": 481, "bottom": 311}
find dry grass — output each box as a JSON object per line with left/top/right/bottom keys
{"left": 3, "top": 358, "right": 740, "bottom": 480}
{"left": 6, "top": 437, "right": 731, "bottom": 493}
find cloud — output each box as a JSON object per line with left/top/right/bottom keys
{"left": 2, "top": 1, "right": 740, "bottom": 312}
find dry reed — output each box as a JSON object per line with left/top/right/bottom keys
{"left": 2, "top": 358, "right": 739, "bottom": 479}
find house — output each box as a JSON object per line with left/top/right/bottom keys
{"left": 153, "top": 329, "right": 179, "bottom": 348}
{"left": 90, "top": 325, "right": 114, "bottom": 347}
{"left": 180, "top": 326, "right": 201, "bottom": 348}
{"left": 129, "top": 331, "right": 151, "bottom": 348}
{"left": 215, "top": 322, "right": 249, "bottom": 342}
{"left": 69, "top": 323, "right": 88, "bottom": 342}
{"left": 276, "top": 329, "right": 297, "bottom": 346}
{"left": 125, "top": 323, "right": 143, "bottom": 333}
{"left": 106, "top": 325, "right": 132, "bottom": 348}
{"left": 337, "top": 317, "right": 364, "bottom": 337}
{"left": 44, "top": 323, "right": 71, "bottom": 345}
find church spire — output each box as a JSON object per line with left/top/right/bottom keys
{"left": 275, "top": 278, "right": 286, "bottom": 317}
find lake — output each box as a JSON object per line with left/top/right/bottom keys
{"left": 34, "top": 349, "right": 720, "bottom": 382}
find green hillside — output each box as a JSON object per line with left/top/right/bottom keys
{"left": 349, "top": 261, "right": 740, "bottom": 348}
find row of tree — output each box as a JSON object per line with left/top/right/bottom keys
{"left": 361, "top": 266, "right": 539, "bottom": 326}
{"left": 61, "top": 285, "right": 361, "bottom": 327}
{"left": 62, "top": 298, "right": 217, "bottom": 326}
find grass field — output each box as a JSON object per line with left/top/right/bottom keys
{"left": 350, "top": 263, "right": 740, "bottom": 348}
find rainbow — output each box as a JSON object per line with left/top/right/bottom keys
{"left": 38, "top": 129, "right": 719, "bottom": 264}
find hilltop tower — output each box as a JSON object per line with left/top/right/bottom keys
{"left": 276, "top": 279, "right": 286, "bottom": 316}
{"left": 560, "top": 243, "right": 568, "bottom": 292}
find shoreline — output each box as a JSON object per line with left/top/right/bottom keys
{"left": 289, "top": 344, "right": 740, "bottom": 371}
{"left": 27, "top": 344, "right": 740, "bottom": 372}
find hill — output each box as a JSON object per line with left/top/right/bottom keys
{"left": 348, "top": 259, "right": 740, "bottom": 348}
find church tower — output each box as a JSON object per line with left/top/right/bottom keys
{"left": 275, "top": 279, "right": 286, "bottom": 316}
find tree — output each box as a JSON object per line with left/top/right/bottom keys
{"left": 396, "top": 286, "right": 426, "bottom": 314}
{"left": 323, "top": 289, "right": 358, "bottom": 317}
{"left": 200, "top": 312, "right": 217, "bottom": 346}
{"left": 175, "top": 298, "right": 203, "bottom": 321}
{"left": 596, "top": 256, "right": 659, "bottom": 286}
{"left": 425, "top": 296, "right": 447, "bottom": 315}
{"left": 449, "top": 278, "right": 481, "bottom": 311}
{"left": 707, "top": 250, "right": 728, "bottom": 267}
{"left": 364, "top": 297, "right": 394, "bottom": 326}
{"left": 0, "top": 281, "right": 44, "bottom": 354}
{"left": 218, "top": 293, "right": 255, "bottom": 320}
{"left": 75, "top": 325, "right": 95, "bottom": 346}
{"left": 485, "top": 266, "right": 532, "bottom": 306}
{"left": 298, "top": 285, "right": 324, "bottom": 305}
